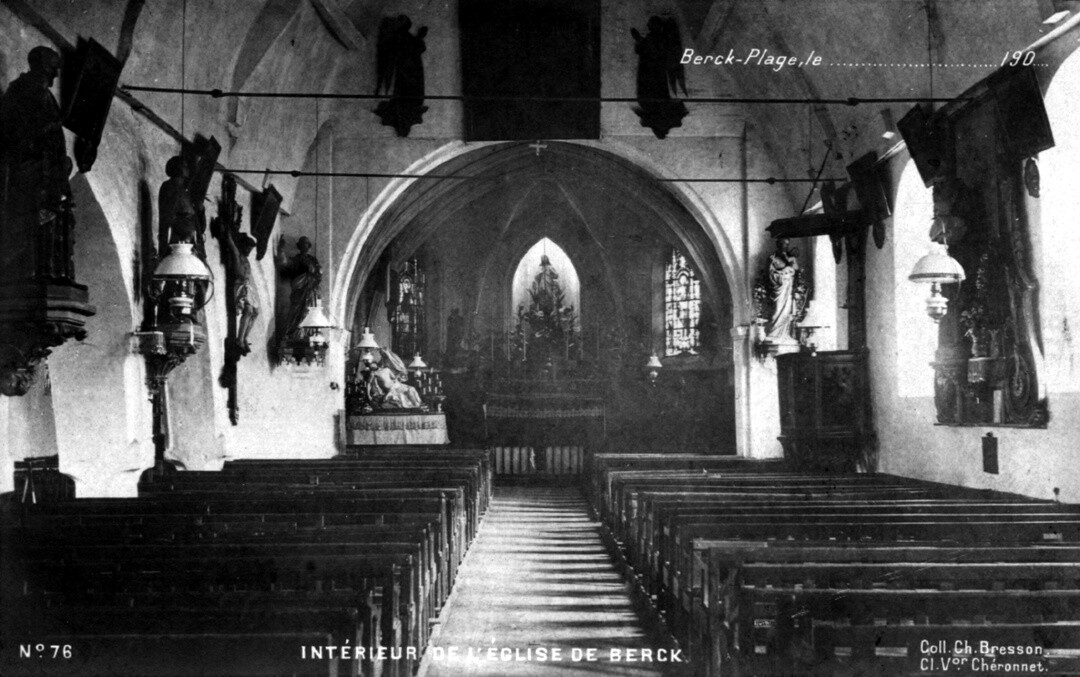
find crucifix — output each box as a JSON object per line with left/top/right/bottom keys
{"left": 211, "top": 175, "right": 255, "bottom": 425}
{"left": 528, "top": 140, "right": 548, "bottom": 156}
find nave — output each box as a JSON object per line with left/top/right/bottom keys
{"left": 422, "top": 486, "right": 672, "bottom": 677}
{"left": 4, "top": 449, "right": 1080, "bottom": 676}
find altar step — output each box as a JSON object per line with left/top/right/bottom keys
{"left": 493, "top": 446, "right": 585, "bottom": 476}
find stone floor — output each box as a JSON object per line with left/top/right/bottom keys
{"left": 420, "top": 486, "right": 680, "bottom": 677}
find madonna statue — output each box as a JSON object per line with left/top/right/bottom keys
{"left": 753, "top": 237, "right": 809, "bottom": 348}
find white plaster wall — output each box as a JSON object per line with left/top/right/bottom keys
{"left": 49, "top": 177, "right": 150, "bottom": 497}
{"left": 869, "top": 158, "right": 1080, "bottom": 504}
{"left": 0, "top": 374, "right": 59, "bottom": 495}
{"left": 862, "top": 35, "right": 1080, "bottom": 503}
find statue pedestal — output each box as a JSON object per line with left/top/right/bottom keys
{"left": 760, "top": 337, "right": 801, "bottom": 357}
{"left": 0, "top": 281, "right": 96, "bottom": 395}
{"left": 343, "top": 412, "right": 449, "bottom": 445}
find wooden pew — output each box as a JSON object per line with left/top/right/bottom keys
{"left": 150, "top": 467, "right": 483, "bottom": 542}
{"left": 3, "top": 450, "right": 491, "bottom": 677}
{"left": 587, "top": 459, "right": 1080, "bottom": 677}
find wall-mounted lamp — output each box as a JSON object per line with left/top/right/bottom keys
{"left": 142, "top": 242, "right": 214, "bottom": 384}
{"left": 908, "top": 242, "right": 965, "bottom": 322}
{"left": 135, "top": 241, "right": 213, "bottom": 477}
{"left": 289, "top": 302, "right": 334, "bottom": 366}
{"left": 151, "top": 243, "right": 213, "bottom": 317}
{"left": 645, "top": 353, "right": 663, "bottom": 384}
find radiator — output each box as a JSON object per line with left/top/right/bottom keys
{"left": 492, "top": 446, "right": 584, "bottom": 475}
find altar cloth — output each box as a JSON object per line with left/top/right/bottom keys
{"left": 344, "top": 412, "right": 449, "bottom": 445}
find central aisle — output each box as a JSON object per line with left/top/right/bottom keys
{"left": 421, "top": 486, "right": 678, "bottom": 676}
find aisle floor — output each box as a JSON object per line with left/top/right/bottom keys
{"left": 421, "top": 486, "right": 680, "bottom": 677}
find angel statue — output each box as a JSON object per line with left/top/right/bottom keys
{"left": 358, "top": 348, "right": 425, "bottom": 411}
{"left": 374, "top": 15, "right": 428, "bottom": 137}
{"left": 630, "top": 16, "right": 689, "bottom": 139}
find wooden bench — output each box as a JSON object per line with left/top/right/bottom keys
{"left": 587, "top": 459, "right": 1080, "bottom": 677}
{"left": 3, "top": 452, "right": 492, "bottom": 677}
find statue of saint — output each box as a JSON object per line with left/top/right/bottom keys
{"left": 359, "top": 348, "right": 425, "bottom": 411}
{"left": 374, "top": 15, "right": 429, "bottom": 137}
{"left": 276, "top": 235, "right": 322, "bottom": 350}
{"left": 764, "top": 237, "right": 801, "bottom": 342}
{"left": 0, "top": 46, "right": 75, "bottom": 283}
{"left": 158, "top": 156, "right": 201, "bottom": 255}
{"left": 630, "top": 17, "right": 689, "bottom": 139}
{"left": 529, "top": 254, "right": 563, "bottom": 317}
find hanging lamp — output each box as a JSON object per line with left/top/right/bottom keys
{"left": 645, "top": 353, "right": 663, "bottom": 384}
{"left": 908, "top": 242, "right": 965, "bottom": 322}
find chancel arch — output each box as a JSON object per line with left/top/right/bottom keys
{"left": 339, "top": 140, "right": 738, "bottom": 453}
{"left": 333, "top": 140, "right": 744, "bottom": 335}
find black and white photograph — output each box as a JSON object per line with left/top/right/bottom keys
{"left": 1, "top": 0, "right": 1079, "bottom": 675}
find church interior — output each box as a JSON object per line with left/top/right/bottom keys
{"left": 2, "top": 0, "right": 1080, "bottom": 675}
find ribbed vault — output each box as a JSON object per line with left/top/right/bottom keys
{"left": 338, "top": 141, "right": 737, "bottom": 334}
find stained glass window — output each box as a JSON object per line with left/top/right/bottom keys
{"left": 665, "top": 249, "right": 700, "bottom": 356}
{"left": 392, "top": 257, "right": 425, "bottom": 359}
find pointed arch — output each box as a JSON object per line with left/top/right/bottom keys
{"left": 511, "top": 238, "right": 581, "bottom": 326}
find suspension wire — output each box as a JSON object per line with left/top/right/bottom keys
{"left": 927, "top": 0, "right": 935, "bottom": 106}
{"left": 220, "top": 167, "right": 845, "bottom": 184}
{"left": 180, "top": 0, "right": 186, "bottom": 138}
{"left": 120, "top": 85, "right": 963, "bottom": 106}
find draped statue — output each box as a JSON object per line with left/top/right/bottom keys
{"left": 753, "top": 237, "right": 809, "bottom": 346}
{"left": 766, "top": 238, "right": 799, "bottom": 340}
{"left": 357, "top": 348, "right": 425, "bottom": 412}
